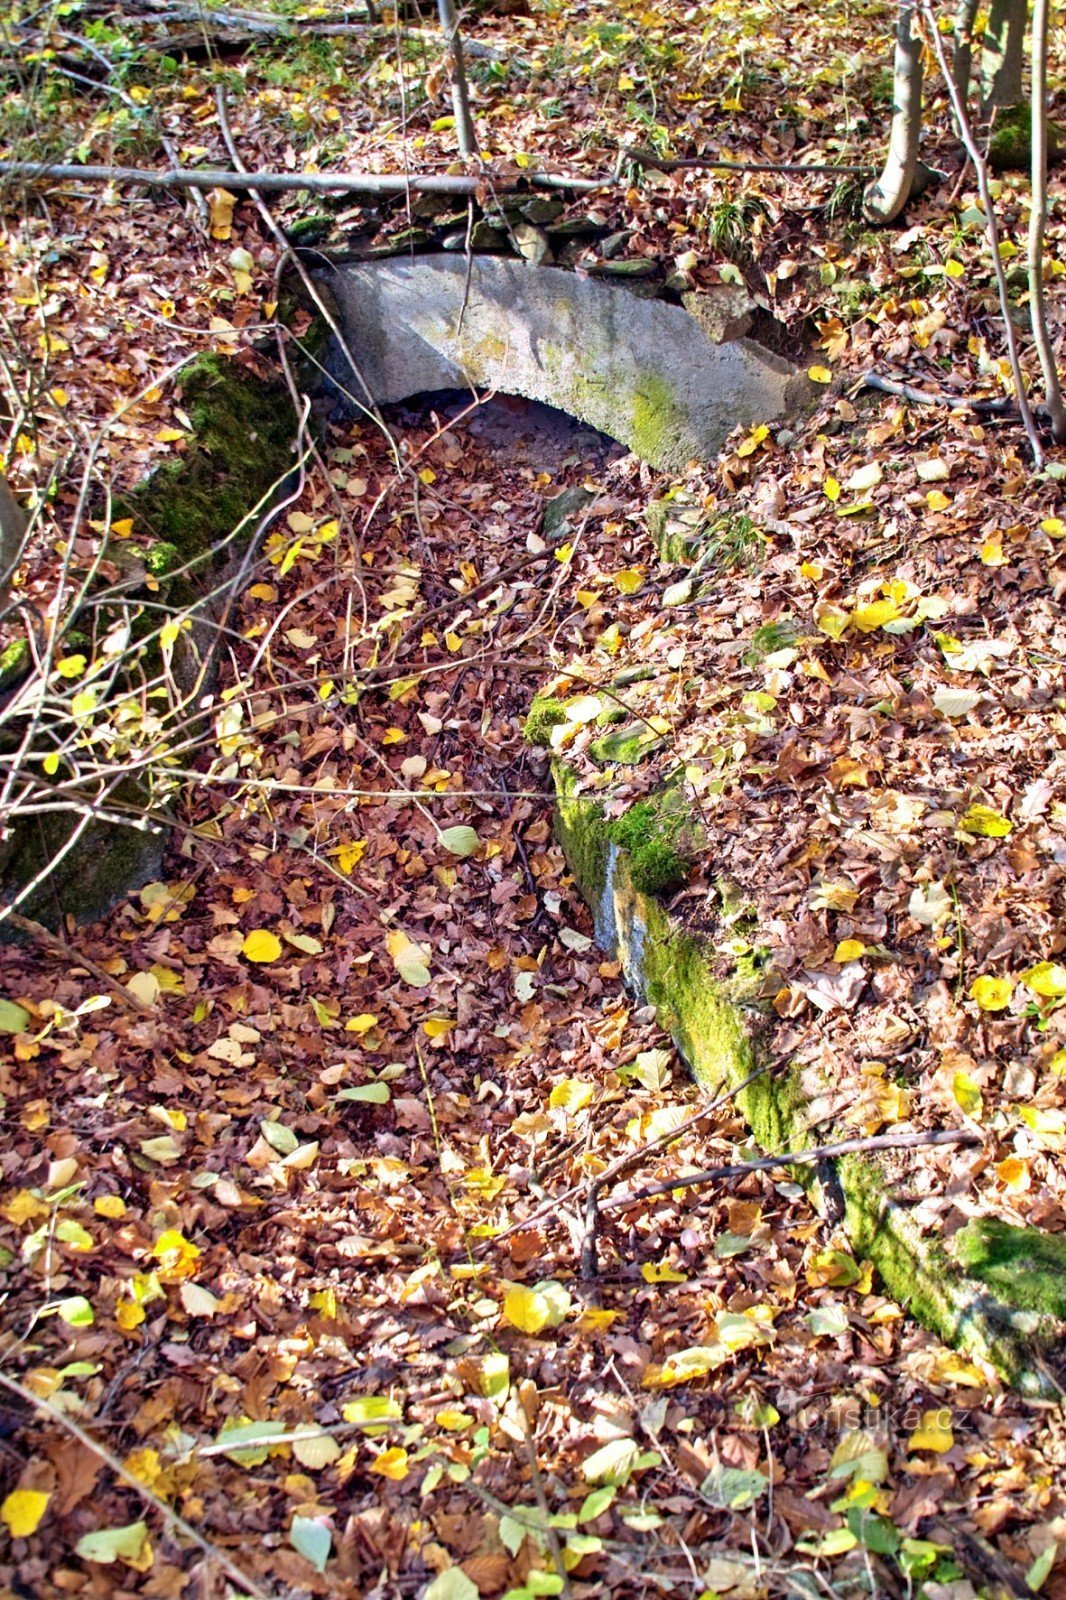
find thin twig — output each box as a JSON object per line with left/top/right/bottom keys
{"left": 480, "top": 1062, "right": 773, "bottom": 1252}
{"left": 921, "top": 4, "right": 1044, "bottom": 467}
{"left": 0, "top": 1369, "right": 276, "bottom": 1599}
{"left": 3, "top": 911, "right": 151, "bottom": 1012}
{"left": 603, "top": 1127, "right": 981, "bottom": 1213}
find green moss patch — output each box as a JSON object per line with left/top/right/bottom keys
{"left": 955, "top": 1218, "right": 1066, "bottom": 1319}
{"left": 524, "top": 695, "right": 569, "bottom": 746}
{"left": 121, "top": 353, "right": 297, "bottom": 559}
{"left": 548, "top": 752, "right": 1064, "bottom": 1394}
{"left": 608, "top": 787, "right": 695, "bottom": 896}
{"left": 988, "top": 103, "right": 1065, "bottom": 172}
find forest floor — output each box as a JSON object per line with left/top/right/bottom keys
{"left": 2, "top": 1, "right": 1066, "bottom": 1598}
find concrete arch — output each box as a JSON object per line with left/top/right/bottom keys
{"left": 325, "top": 255, "right": 806, "bottom": 471}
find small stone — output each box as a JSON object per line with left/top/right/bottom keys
{"left": 681, "top": 285, "right": 757, "bottom": 343}
{"left": 589, "top": 257, "right": 658, "bottom": 279}
{"left": 775, "top": 428, "right": 796, "bottom": 448}
{"left": 518, "top": 196, "right": 565, "bottom": 225}
{"left": 514, "top": 223, "right": 553, "bottom": 266}
{"left": 599, "top": 230, "right": 633, "bottom": 260}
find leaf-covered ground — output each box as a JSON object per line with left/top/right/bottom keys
{"left": 2, "top": 1, "right": 1066, "bottom": 1597}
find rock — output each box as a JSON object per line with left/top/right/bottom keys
{"left": 589, "top": 257, "right": 658, "bottom": 278}
{"left": 519, "top": 196, "right": 565, "bottom": 225}
{"left": 514, "top": 223, "right": 553, "bottom": 266}
{"left": 469, "top": 218, "right": 512, "bottom": 250}
{"left": 324, "top": 255, "right": 808, "bottom": 471}
{"left": 543, "top": 484, "right": 596, "bottom": 536}
{"left": 599, "top": 230, "right": 633, "bottom": 260}
{"left": 681, "top": 284, "right": 757, "bottom": 344}
{"left": 546, "top": 215, "right": 610, "bottom": 239}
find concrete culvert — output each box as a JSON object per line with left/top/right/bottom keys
{"left": 323, "top": 255, "right": 808, "bottom": 471}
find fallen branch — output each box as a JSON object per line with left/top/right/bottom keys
{"left": 2, "top": 911, "right": 151, "bottom": 1013}
{"left": 485, "top": 1062, "right": 774, "bottom": 1259}
{"left": 861, "top": 369, "right": 1050, "bottom": 419}
{"left": 0, "top": 1368, "right": 276, "bottom": 1599}
{"left": 602, "top": 1127, "right": 981, "bottom": 1213}
{"left": 0, "top": 153, "right": 878, "bottom": 203}
{"left": 623, "top": 144, "right": 871, "bottom": 177}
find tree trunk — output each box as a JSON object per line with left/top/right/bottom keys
{"left": 1027, "top": 0, "right": 1066, "bottom": 440}
{"left": 953, "top": 0, "right": 980, "bottom": 102}
{"left": 864, "top": 0, "right": 923, "bottom": 223}
{"left": 436, "top": 0, "right": 478, "bottom": 160}
{"left": 981, "top": 0, "right": 1026, "bottom": 111}
{"left": 0, "top": 476, "right": 28, "bottom": 606}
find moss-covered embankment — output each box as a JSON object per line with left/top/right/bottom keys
{"left": 544, "top": 753, "right": 1064, "bottom": 1396}
{"left": 0, "top": 353, "right": 298, "bottom": 932}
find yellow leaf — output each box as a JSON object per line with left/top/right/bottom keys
{"left": 208, "top": 186, "right": 236, "bottom": 240}
{"left": 834, "top": 939, "right": 866, "bottom": 963}
{"left": 969, "top": 974, "right": 1014, "bottom": 1012}
{"left": 1040, "top": 516, "right": 1066, "bottom": 538}
{"left": 908, "top": 1409, "right": 953, "bottom": 1453}
{"left": 996, "top": 1156, "right": 1029, "bottom": 1191}
{"left": 444, "top": 630, "right": 463, "bottom": 653}
{"left": 815, "top": 605, "right": 850, "bottom": 640}
{"left": 242, "top": 929, "right": 282, "bottom": 963}
{"left": 980, "top": 533, "right": 1007, "bottom": 565}
{"left": 641, "top": 1261, "right": 688, "bottom": 1283}
{"left": 808, "top": 365, "right": 833, "bottom": 383}
{"left": 328, "top": 838, "right": 367, "bottom": 875}
{"left": 423, "top": 1016, "right": 455, "bottom": 1038}
{"left": 386, "top": 929, "right": 432, "bottom": 987}
{"left": 55, "top": 654, "right": 87, "bottom": 679}
{"left": 737, "top": 424, "right": 769, "bottom": 458}
{"left": 642, "top": 1345, "right": 726, "bottom": 1388}
{"left": 852, "top": 600, "right": 900, "bottom": 633}
{"left": 50, "top": 387, "right": 70, "bottom": 407}
{"left": 1022, "top": 962, "right": 1066, "bottom": 999}
{"left": 822, "top": 476, "right": 841, "bottom": 501}
{"left": 800, "top": 560, "right": 824, "bottom": 580}
{"left": 959, "top": 803, "right": 1012, "bottom": 838}
{"left": 381, "top": 727, "right": 406, "bottom": 745}
{"left": 155, "top": 427, "right": 186, "bottom": 444}
{"left": 2, "top": 1488, "right": 50, "bottom": 1537}
{"left": 370, "top": 1447, "right": 409, "bottom": 1480}
{"left": 952, "top": 1071, "right": 983, "bottom": 1118}
{"left": 345, "top": 1013, "right": 379, "bottom": 1034}
{"left": 613, "top": 567, "right": 645, "bottom": 595}
{"left": 116, "top": 1299, "right": 146, "bottom": 1331}
{"left": 94, "top": 1195, "right": 127, "bottom": 1219}
{"left": 503, "top": 1279, "right": 571, "bottom": 1334}
{"left": 944, "top": 258, "right": 965, "bottom": 278}
{"left": 925, "top": 489, "right": 951, "bottom": 512}
{"left": 150, "top": 1228, "right": 201, "bottom": 1283}
{"left": 548, "top": 1078, "right": 594, "bottom": 1112}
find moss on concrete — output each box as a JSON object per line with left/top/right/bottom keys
{"left": 122, "top": 352, "right": 297, "bottom": 557}
{"left": 631, "top": 373, "right": 684, "bottom": 467}
{"left": 524, "top": 695, "right": 569, "bottom": 747}
{"left": 608, "top": 789, "right": 694, "bottom": 896}
{"left": 956, "top": 1218, "right": 1066, "bottom": 1318}
{"left": 547, "top": 749, "right": 1063, "bottom": 1393}
{"left": 589, "top": 722, "right": 664, "bottom": 767}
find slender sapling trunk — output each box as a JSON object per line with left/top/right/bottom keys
{"left": 864, "top": 0, "right": 924, "bottom": 224}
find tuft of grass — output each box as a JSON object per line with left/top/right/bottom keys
{"left": 705, "top": 192, "right": 770, "bottom": 264}
{"left": 743, "top": 614, "right": 800, "bottom": 667}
